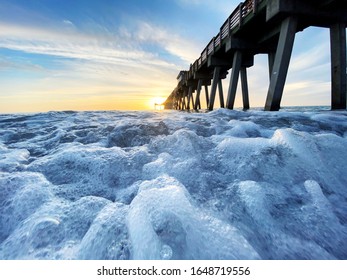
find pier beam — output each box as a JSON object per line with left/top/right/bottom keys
{"left": 265, "top": 17, "right": 298, "bottom": 111}
{"left": 226, "top": 51, "right": 242, "bottom": 109}
{"left": 208, "top": 67, "right": 221, "bottom": 110}
{"left": 330, "top": 23, "right": 347, "bottom": 110}
{"left": 240, "top": 67, "right": 250, "bottom": 110}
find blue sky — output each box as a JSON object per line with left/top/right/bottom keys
{"left": 0, "top": 0, "right": 335, "bottom": 113}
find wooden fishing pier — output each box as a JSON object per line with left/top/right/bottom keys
{"left": 164, "top": 0, "right": 347, "bottom": 111}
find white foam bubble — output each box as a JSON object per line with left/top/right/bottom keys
{"left": 127, "top": 176, "right": 259, "bottom": 259}
{"left": 0, "top": 144, "right": 29, "bottom": 172}
{"left": 78, "top": 203, "right": 130, "bottom": 260}
{"left": 0, "top": 172, "right": 53, "bottom": 242}
{"left": 1, "top": 109, "right": 346, "bottom": 259}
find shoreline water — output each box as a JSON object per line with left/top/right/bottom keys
{"left": 0, "top": 105, "right": 336, "bottom": 116}
{"left": 0, "top": 107, "right": 346, "bottom": 260}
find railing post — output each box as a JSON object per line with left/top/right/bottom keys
{"left": 228, "top": 17, "right": 231, "bottom": 37}
{"left": 238, "top": 3, "right": 243, "bottom": 27}
{"left": 253, "top": 0, "right": 258, "bottom": 13}
{"left": 213, "top": 37, "right": 215, "bottom": 53}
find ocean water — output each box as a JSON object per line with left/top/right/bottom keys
{"left": 0, "top": 107, "right": 346, "bottom": 260}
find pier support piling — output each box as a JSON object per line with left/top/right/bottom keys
{"left": 268, "top": 52, "right": 275, "bottom": 79}
{"left": 187, "top": 86, "right": 194, "bottom": 110}
{"left": 265, "top": 16, "right": 298, "bottom": 111}
{"left": 205, "top": 85, "right": 210, "bottom": 108}
{"left": 330, "top": 23, "right": 347, "bottom": 110}
{"left": 186, "top": 87, "right": 191, "bottom": 110}
{"left": 181, "top": 95, "right": 186, "bottom": 110}
{"left": 209, "top": 67, "right": 221, "bottom": 110}
{"left": 218, "top": 80, "right": 225, "bottom": 108}
{"left": 240, "top": 67, "right": 250, "bottom": 110}
{"left": 194, "top": 79, "right": 203, "bottom": 110}
{"left": 226, "top": 51, "right": 242, "bottom": 109}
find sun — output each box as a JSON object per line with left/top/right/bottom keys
{"left": 149, "top": 96, "right": 166, "bottom": 110}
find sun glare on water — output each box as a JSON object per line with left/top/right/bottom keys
{"left": 149, "top": 97, "right": 166, "bottom": 110}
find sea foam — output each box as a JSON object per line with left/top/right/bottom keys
{"left": 0, "top": 108, "right": 346, "bottom": 259}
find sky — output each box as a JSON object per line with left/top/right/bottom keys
{"left": 0, "top": 0, "right": 336, "bottom": 113}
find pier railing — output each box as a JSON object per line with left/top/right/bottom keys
{"left": 189, "top": 0, "right": 263, "bottom": 78}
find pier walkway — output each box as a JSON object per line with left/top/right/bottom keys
{"left": 164, "top": 0, "right": 347, "bottom": 111}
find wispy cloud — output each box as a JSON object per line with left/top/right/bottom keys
{"left": 290, "top": 39, "right": 330, "bottom": 74}
{"left": 0, "top": 18, "right": 192, "bottom": 112}
{"left": 0, "top": 17, "right": 200, "bottom": 67}
{"left": 0, "top": 55, "right": 44, "bottom": 72}
{"left": 135, "top": 21, "right": 200, "bottom": 63}
{"left": 62, "top": 19, "right": 74, "bottom": 27}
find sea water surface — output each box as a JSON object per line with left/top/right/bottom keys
{"left": 0, "top": 107, "right": 346, "bottom": 260}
